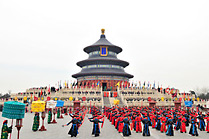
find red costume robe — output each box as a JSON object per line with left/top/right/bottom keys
{"left": 204, "top": 116, "right": 209, "bottom": 132}
{"left": 180, "top": 117, "right": 187, "bottom": 133}
{"left": 135, "top": 116, "right": 142, "bottom": 132}
{"left": 118, "top": 117, "right": 124, "bottom": 133}
{"left": 160, "top": 117, "right": 167, "bottom": 133}
{"left": 151, "top": 115, "right": 156, "bottom": 128}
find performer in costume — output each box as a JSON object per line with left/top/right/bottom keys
{"left": 197, "top": 113, "right": 205, "bottom": 131}
{"left": 57, "top": 108, "right": 60, "bottom": 118}
{"left": 1, "top": 120, "right": 12, "bottom": 139}
{"left": 131, "top": 113, "right": 137, "bottom": 131}
{"left": 32, "top": 112, "right": 40, "bottom": 131}
{"left": 135, "top": 114, "right": 142, "bottom": 133}
{"left": 204, "top": 112, "right": 209, "bottom": 133}
{"left": 174, "top": 115, "right": 181, "bottom": 131}
{"left": 142, "top": 115, "right": 151, "bottom": 136}
{"left": 48, "top": 109, "right": 52, "bottom": 124}
{"left": 151, "top": 113, "right": 156, "bottom": 128}
{"left": 160, "top": 115, "right": 167, "bottom": 133}
{"left": 147, "top": 112, "right": 152, "bottom": 126}
{"left": 117, "top": 116, "right": 124, "bottom": 133}
{"left": 166, "top": 116, "right": 174, "bottom": 136}
{"left": 185, "top": 113, "right": 190, "bottom": 127}
{"left": 63, "top": 117, "right": 80, "bottom": 137}
{"left": 180, "top": 115, "right": 186, "bottom": 133}
{"left": 121, "top": 117, "right": 131, "bottom": 137}
{"left": 189, "top": 116, "right": 198, "bottom": 136}
{"left": 155, "top": 114, "right": 161, "bottom": 130}
{"left": 89, "top": 117, "right": 103, "bottom": 137}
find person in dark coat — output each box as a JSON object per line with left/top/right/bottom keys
{"left": 189, "top": 117, "right": 198, "bottom": 136}
{"left": 155, "top": 114, "right": 161, "bottom": 130}
{"left": 185, "top": 114, "right": 190, "bottom": 127}
{"left": 121, "top": 117, "right": 131, "bottom": 137}
{"left": 197, "top": 114, "right": 205, "bottom": 131}
{"left": 174, "top": 116, "right": 181, "bottom": 131}
{"left": 142, "top": 116, "right": 151, "bottom": 136}
{"left": 63, "top": 118, "right": 80, "bottom": 137}
{"left": 1, "top": 120, "right": 12, "bottom": 139}
{"left": 166, "top": 117, "right": 174, "bottom": 136}
{"left": 89, "top": 118, "right": 103, "bottom": 137}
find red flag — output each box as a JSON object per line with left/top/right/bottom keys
{"left": 48, "top": 85, "right": 50, "bottom": 93}
{"left": 40, "top": 89, "right": 43, "bottom": 96}
{"left": 165, "top": 88, "right": 170, "bottom": 93}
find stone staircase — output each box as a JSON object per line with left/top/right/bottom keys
{"left": 102, "top": 91, "right": 125, "bottom": 107}
{"left": 103, "top": 94, "right": 111, "bottom": 107}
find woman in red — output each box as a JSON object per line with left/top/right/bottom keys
{"left": 180, "top": 115, "right": 187, "bottom": 133}
{"left": 204, "top": 113, "right": 209, "bottom": 133}
{"left": 118, "top": 116, "right": 124, "bottom": 133}
{"left": 160, "top": 116, "right": 167, "bottom": 133}
{"left": 150, "top": 114, "right": 156, "bottom": 128}
{"left": 135, "top": 115, "right": 142, "bottom": 133}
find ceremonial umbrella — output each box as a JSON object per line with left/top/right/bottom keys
{"left": 31, "top": 100, "right": 47, "bottom": 131}
{"left": 2, "top": 101, "right": 26, "bottom": 139}
{"left": 56, "top": 100, "right": 65, "bottom": 118}
{"left": 46, "top": 100, "right": 57, "bottom": 124}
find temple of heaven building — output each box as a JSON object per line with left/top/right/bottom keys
{"left": 72, "top": 29, "right": 133, "bottom": 91}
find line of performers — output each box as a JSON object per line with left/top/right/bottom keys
{"left": 104, "top": 106, "right": 209, "bottom": 137}
{"left": 30, "top": 106, "right": 104, "bottom": 138}
{"left": 63, "top": 106, "right": 104, "bottom": 137}
{"left": 6, "top": 105, "right": 208, "bottom": 138}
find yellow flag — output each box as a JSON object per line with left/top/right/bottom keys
{"left": 65, "top": 81, "right": 67, "bottom": 88}
{"left": 115, "top": 82, "right": 120, "bottom": 87}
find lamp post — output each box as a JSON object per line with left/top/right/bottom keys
{"left": 15, "top": 119, "right": 23, "bottom": 139}
{"left": 39, "top": 111, "right": 47, "bottom": 131}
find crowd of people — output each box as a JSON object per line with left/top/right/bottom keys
{"left": 104, "top": 106, "right": 209, "bottom": 137}
{"left": 1, "top": 105, "right": 209, "bottom": 138}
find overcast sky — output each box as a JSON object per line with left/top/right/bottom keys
{"left": 0, "top": 0, "right": 209, "bottom": 94}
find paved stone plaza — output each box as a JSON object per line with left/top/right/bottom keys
{"left": 0, "top": 112, "right": 208, "bottom": 139}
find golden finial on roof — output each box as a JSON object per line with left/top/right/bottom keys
{"left": 101, "top": 28, "right": 105, "bottom": 35}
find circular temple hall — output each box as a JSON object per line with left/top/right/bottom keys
{"left": 72, "top": 29, "right": 134, "bottom": 91}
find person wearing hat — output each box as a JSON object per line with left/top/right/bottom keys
{"left": 32, "top": 112, "right": 40, "bottom": 131}
{"left": 48, "top": 108, "right": 52, "bottom": 124}
{"left": 57, "top": 108, "right": 60, "bottom": 118}
{"left": 135, "top": 113, "right": 142, "bottom": 133}
{"left": 166, "top": 115, "right": 174, "bottom": 136}
{"left": 89, "top": 117, "right": 103, "bottom": 137}
{"left": 204, "top": 112, "right": 209, "bottom": 133}
{"left": 180, "top": 115, "right": 187, "bottom": 133}
{"left": 184, "top": 113, "right": 190, "bottom": 127}
{"left": 155, "top": 114, "right": 161, "bottom": 130}
{"left": 197, "top": 112, "right": 205, "bottom": 131}
{"left": 142, "top": 115, "right": 151, "bottom": 136}
{"left": 189, "top": 116, "right": 198, "bottom": 136}
{"left": 1, "top": 120, "right": 12, "bottom": 139}
{"left": 116, "top": 115, "right": 124, "bottom": 133}
{"left": 160, "top": 114, "right": 167, "bottom": 133}
{"left": 150, "top": 113, "right": 156, "bottom": 129}
{"left": 121, "top": 116, "right": 131, "bottom": 137}
{"left": 63, "top": 115, "right": 81, "bottom": 137}
{"left": 174, "top": 114, "right": 181, "bottom": 131}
